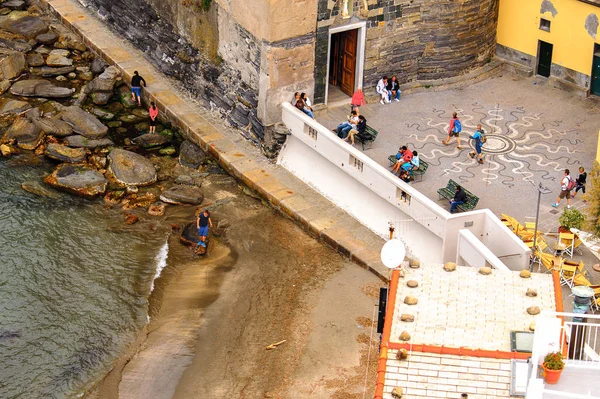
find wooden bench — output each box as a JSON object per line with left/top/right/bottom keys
{"left": 387, "top": 155, "right": 429, "bottom": 181}
{"left": 437, "top": 179, "right": 479, "bottom": 212}
{"left": 355, "top": 126, "right": 378, "bottom": 150}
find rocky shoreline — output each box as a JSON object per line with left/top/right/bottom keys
{"left": 0, "top": 0, "right": 215, "bottom": 225}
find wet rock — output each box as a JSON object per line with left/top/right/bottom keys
{"left": 91, "top": 108, "right": 114, "bottom": 120}
{"left": 78, "top": 71, "right": 93, "bottom": 81}
{"left": 116, "top": 85, "right": 137, "bottom": 108}
{"left": 64, "top": 135, "right": 113, "bottom": 148}
{"left": 122, "top": 192, "right": 155, "bottom": 210}
{"left": 0, "top": 143, "right": 16, "bottom": 156}
{"left": 527, "top": 306, "right": 541, "bottom": 315}
{"left": 31, "top": 116, "right": 73, "bottom": 137}
{"left": 44, "top": 143, "right": 86, "bottom": 163}
{"left": 0, "top": 98, "right": 30, "bottom": 115}
{"left": 36, "top": 31, "right": 58, "bottom": 45}
{"left": 60, "top": 106, "right": 108, "bottom": 138}
{"left": 107, "top": 101, "right": 124, "bottom": 113}
{"left": 159, "top": 146, "right": 176, "bottom": 156}
{"left": 104, "top": 190, "right": 125, "bottom": 204}
{"left": 1, "top": 15, "right": 48, "bottom": 39}
{"left": 2, "top": 117, "right": 43, "bottom": 150}
{"left": 90, "top": 57, "right": 106, "bottom": 74}
{"left": 88, "top": 153, "right": 107, "bottom": 169}
{"left": 159, "top": 129, "right": 173, "bottom": 140}
{"left": 132, "top": 133, "right": 168, "bottom": 148}
{"left": 26, "top": 52, "right": 44, "bottom": 67}
{"left": 10, "top": 79, "right": 74, "bottom": 98}
{"left": 3, "top": 1, "right": 26, "bottom": 11}
{"left": 179, "top": 140, "right": 206, "bottom": 168}
{"left": 46, "top": 50, "right": 72, "bottom": 67}
{"left": 21, "top": 180, "right": 60, "bottom": 198}
{"left": 119, "top": 113, "right": 145, "bottom": 123}
{"left": 55, "top": 75, "right": 67, "bottom": 82}
{"left": 404, "top": 295, "right": 418, "bottom": 305}
{"left": 82, "top": 66, "right": 121, "bottom": 105}
{"left": 135, "top": 121, "right": 149, "bottom": 132}
{"left": 30, "top": 65, "right": 76, "bottom": 77}
{"left": 106, "top": 121, "right": 121, "bottom": 128}
{"left": 124, "top": 213, "right": 139, "bottom": 225}
{"left": 43, "top": 163, "right": 107, "bottom": 198}
{"left": 520, "top": 270, "right": 531, "bottom": 278}
{"left": 54, "top": 38, "right": 86, "bottom": 52}
{"left": 148, "top": 202, "right": 166, "bottom": 216}
{"left": 479, "top": 267, "right": 492, "bottom": 275}
{"left": 0, "top": 48, "right": 26, "bottom": 80}
{"left": 160, "top": 184, "right": 204, "bottom": 205}
{"left": 108, "top": 148, "right": 157, "bottom": 186}
{"left": 175, "top": 175, "right": 193, "bottom": 185}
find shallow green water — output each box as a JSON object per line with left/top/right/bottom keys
{"left": 0, "top": 156, "right": 166, "bottom": 398}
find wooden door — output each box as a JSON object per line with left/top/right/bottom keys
{"left": 340, "top": 29, "right": 357, "bottom": 96}
{"left": 329, "top": 34, "right": 341, "bottom": 86}
{"left": 591, "top": 54, "right": 600, "bottom": 96}
{"left": 537, "top": 41, "right": 553, "bottom": 78}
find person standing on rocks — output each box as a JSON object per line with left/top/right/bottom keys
{"left": 196, "top": 209, "right": 213, "bottom": 248}
{"left": 442, "top": 112, "right": 462, "bottom": 149}
{"left": 149, "top": 102, "right": 158, "bottom": 134}
{"left": 131, "top": 71, "right": 147, "bottom": 107}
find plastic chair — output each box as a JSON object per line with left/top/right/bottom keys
{"left": 559, "top": 262, "right": 577, "bottom": 287}
{"left": 559, "top": 232, "right": 575, "bottom": 258}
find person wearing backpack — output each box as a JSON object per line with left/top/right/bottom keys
{"left": 552, "top": 169, "right": 575, "bottom": 209}
{"left": 442, "top": 112, "right": 462, "bottom": 149}
{"left": 468, "top": 124, "right": 486, "bottom": 164}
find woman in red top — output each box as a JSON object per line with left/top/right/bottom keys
{"left": 149, "top": 101, "right": 158, "bottom": 133}
{"left": 350, "top": 87, "right": 366, "bottom": 113}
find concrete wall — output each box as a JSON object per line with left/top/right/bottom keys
{"left": 279, "top": 102, "right": 530, "bottom": 270}
{"left": 314, "top": 0, "right": 500, "bottom": 102}
{"left": 497, "top": 0, "right": 600, "bottom": 95}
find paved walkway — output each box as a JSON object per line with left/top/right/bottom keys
{"left": 43, "top": 0, "right": 390, "bottom": 280}
{"left": 317, "top": 72, "right": 600, "bottom": 284}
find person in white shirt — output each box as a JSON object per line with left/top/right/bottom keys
{"left": 552, "top": 169, "right": 573, "bottom": 208}
{"left": 376, "top": 76, "right": 390, "bottom": 105}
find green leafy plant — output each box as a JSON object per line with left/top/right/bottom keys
{"left": 543, "top": 351, "right": 565, "bottom": 370}
{"left": 559, "top": 207, "right": 585, "bottom": 230}
{"left": 585, "top": 161, "right": 600, "bottom": 237}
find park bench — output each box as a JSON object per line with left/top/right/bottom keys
{"left": 437, "top": 179, "right": 479, "bottom": 212}
{"left": 355, "top": 126, "right": 378, "bottom": 150}
{"left": 387, "top": 154, "right": 429, "bottom": 181}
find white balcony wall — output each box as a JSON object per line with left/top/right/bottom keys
{"left": 279, "top": 103, "right": 530, "bottom": 269}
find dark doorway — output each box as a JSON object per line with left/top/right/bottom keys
{"left": 591, "top": 44, "right": 600, "bottom": 96}
{"left": 329, "top": 29, "right": 357, "bottom": 97}
{"left": 537, "top": 40, "right": 553, "bottom": 78}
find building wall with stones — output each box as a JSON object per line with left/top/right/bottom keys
{"left": 314, "top": 0, "right": 500, "bottom": 103}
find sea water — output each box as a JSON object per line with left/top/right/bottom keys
{"left": 0, "top": 157, "right": 166, "bottom": 398}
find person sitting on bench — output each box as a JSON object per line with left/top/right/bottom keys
{"left": 449, "top": 185, "right": 467, "bottom": 213}
{"left": 335, "top": 110, "right": 359, "bottom": 139}
{"left": 346, "top": 115, "right": 367, "bottom": 145}
{"left": 402, "top": 150, "right": 419, "bottom": 173}
{"left": 392, "top": 146, "right": 413, "bottom": 174}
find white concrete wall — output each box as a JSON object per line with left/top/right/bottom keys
{"left": 457, "top": 229, "right": 510, "bottom": 271}
{"left": 279, "top": 103, "right": 530, "bottom": 270}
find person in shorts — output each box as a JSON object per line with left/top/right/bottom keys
{"left": 552, "top": 169, "right": 573, "bottom": 209}
{"left": 468, "top": 124, "right": 485, "bottom": 164}
{"left": 131, "top": 71, "right": 147, "bottom": 107}
{"left": 196, "top": 209, "right": 213, "bottom": 248}
{"left": 442, "top": 112, "right": 462, "bottom": 149}
{"left": 149, "top": 102, "right": 158, "bottom": 134}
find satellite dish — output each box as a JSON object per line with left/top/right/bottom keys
{"left": 380, "top": 239, "right": 406, "bottom": 269}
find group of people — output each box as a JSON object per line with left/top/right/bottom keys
{"left": 441, "top": 112, "right": 486, "bottom": 164}
{"left": 333, "top": 110, "right": 368, "bottom": 145}
{"left": 130, "top": 71, "right": 159, "bottom": 134}
{"left": 390, "top": 146, "right": 420, "bottom": 183}
{"left": 552, "top": 167, "right": 587, "bottom": 209}
{"left": 375, "top": 75, "right": 401, "bottom": 105}
{"left": 292, "top": 92, "right": 315, "bottom": 119}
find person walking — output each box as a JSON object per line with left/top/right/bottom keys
{"left": 572, "top": 166, "right": 587, "bottom": 201}
{"left": 196, "top": 209, "right": 213, "bottom": 248}
{"left": 468, "top": 124, "right": 485, "bottom": 164}
{"left": 552, "top": 169, "right": 574, "bottom": 209}
{"left": 131, "top": 71, "right": 147, "bottom": 107}
{"left": 449, "top": 185, "right": 467, "bottom": 213}
{"left": 442, "top": 112, "right": 462, "bottom": 149}
{"left": 350, "top": 87, "right": 366, "bottom": 113}
{"left": 148, "top": 102, "right": 158, "bottom": 134}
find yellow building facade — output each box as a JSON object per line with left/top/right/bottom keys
{"left": 496, "top": 0, "right": 600, "bottom": 97}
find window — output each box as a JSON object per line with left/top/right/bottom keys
{"left": 349, "top": 154, "right": 363, "bottom": 172}
{"left": 539, "top": 18, "right": 551, "bottom": 32}
{"left": 304, "top": 124, "right": 317, "bottom": 140}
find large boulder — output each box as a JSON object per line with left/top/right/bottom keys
{"left": 79, "top": 66, "right": 121, "bottom": 106}
{"left": 10, "top": 79, "right": 74, "bottom": 98}
{"left": 1, "top": 15, "right": 49, "bottom": 40}
{"left": 64, "top": 135, "right": 113, "bottom": 148}
{"left": 60, "top": 106, "right": 108, "bottom": 139}
{"left": 44, "top": 143, "right": 86, "bottom": 163}
{"left": 43, "top": 163, "right": 107, "bottom": 198}
{"left": 159, "top": 185, "right": 204, "bottom": 205}
{"left": 179, "top": 140, "right": 206, "bottom": 168}
{"left": 90, "top": 57, "right": 107, "bottom": 74}
{"left": 0, "top": 48, "right": 26, "bottom": 80}
{"left": 30, "top": 65, "right": 76, "bottom": 77}
{"left": 108, "top": 149, "right": 157, "bottom": 186}
{"left": 2, "top": 117, "right": 43, "bottom": 150}
{"left": 132, "top": 133, "right": 169, "bottom": 148}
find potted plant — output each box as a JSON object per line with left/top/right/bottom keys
{"left": 542, "top": 351, "right": 565, "bottom": 384}
{"left": 558, "top": 208, "right": 585, "bottom": 233}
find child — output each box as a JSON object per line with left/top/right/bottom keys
{"left": 572, "top": 166, "right": 587, "bottom": 200}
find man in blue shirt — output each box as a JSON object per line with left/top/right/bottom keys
{"left": 469, "top": 124, "right": 485, "bottom": 165}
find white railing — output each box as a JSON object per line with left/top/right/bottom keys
{"left": 558, "top": 312, "right": 600, "bottom": 368}
{"left": 279, "top": 102, "right": 530, "bottom": 269}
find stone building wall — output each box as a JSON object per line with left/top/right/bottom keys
{"left": 314, "top": 0, "right": 500, "bottom": 103}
